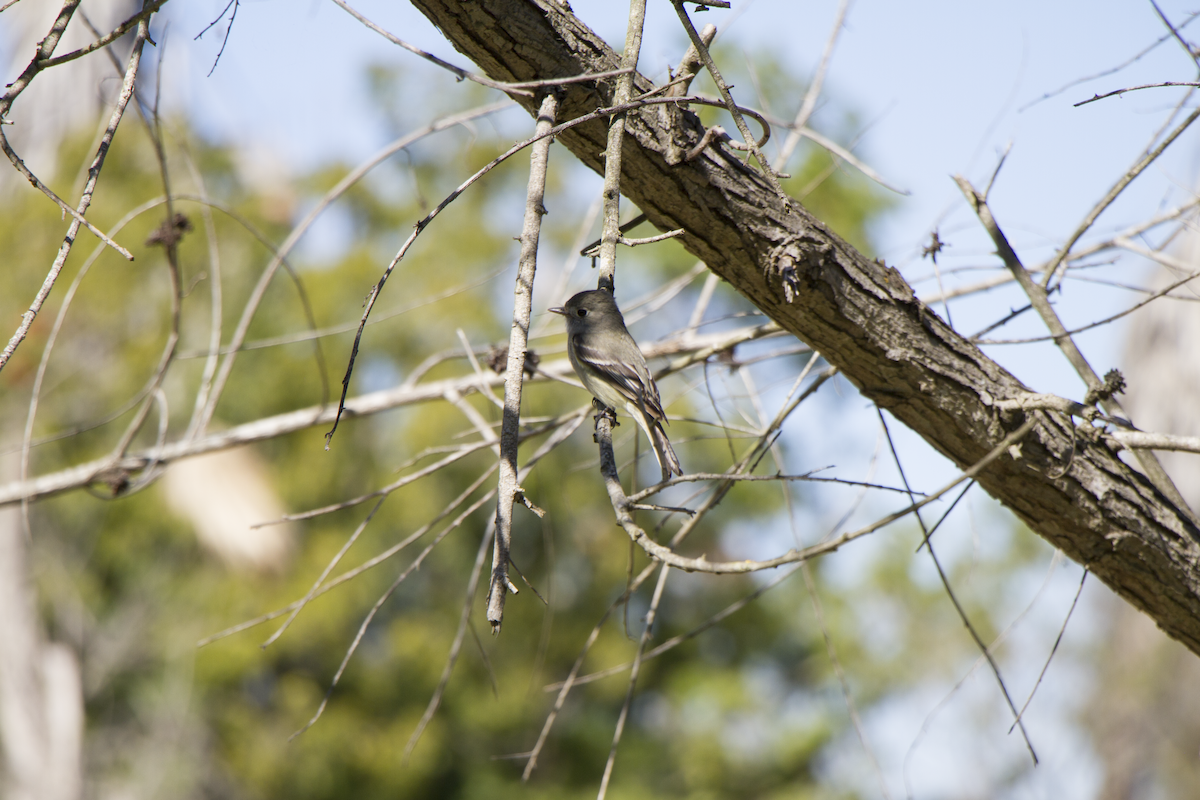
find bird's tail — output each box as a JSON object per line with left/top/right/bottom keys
{"left": 650, "top": 419, "right": 682, "bottom": 481}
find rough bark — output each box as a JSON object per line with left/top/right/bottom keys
{"left": 410, "top": 0, "right": 1200, "bottom": 654}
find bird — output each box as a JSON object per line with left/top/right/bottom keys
{"left": 549, "top": 289, "right": 682, "bottom": 481}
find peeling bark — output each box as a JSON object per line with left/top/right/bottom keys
{"left": 411, "top": 0, "right": 1200, "bottom": 654}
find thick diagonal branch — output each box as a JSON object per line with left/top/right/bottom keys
{"left": 408, "top": 0, "right": 1200, "bottom": 655}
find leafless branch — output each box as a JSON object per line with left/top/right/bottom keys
{"left": 593, "top": 0, "right": 648, "bottom": 293}
{"left": 977, "top": 264, "right": 1200, "bottom": 345}
{"left": 774, "top": 0, "right": 852, "bottom": 169}
{"left": 1041, "top": 105, "right": 1200, "bottom": 288}
{"left": 954, "top": 176, "right": 1193, "bottom": 518}
{"left": 670, "top": 0, "right": 789, "bottom": 206}
{"left": 580, "top": 227, "right": 686, "bottom": 256}
{"left": 196, "top": 101, "right": 510, "bottom": 439}
{"left": 0, "top": 9, "right": 152, "bottom": 371}
{"left": 195, "top": 0, "right": 239, "bottom": 77}
{"left": 1074, "top": 80, "right": 1200, "bottom": 106}
{"left": 400, "top": 521, "right": 494, "bottom": 756}
{"left": 878, "top": 410, "right": 1037, "bottom": 765}
{"left": 595, "top": 415, "right": 1036, "bottom": 575}
{"left": 37, "top": 0, "right": 168, "bottom": 69}
{"left": 1009, "top": 568, "right": 1088, "bottom": 732}
{"left": 1020, "top": 10, "right": 1200, "bottom": 111}
{"left": 596, "top": 565, "right": 668, "bottom": 800}
{"left": 488, "top": 92, "right": 558, "bottom": 633}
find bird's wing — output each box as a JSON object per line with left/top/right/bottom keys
{"left": 572, "top": 335, "right": 668, "bottom": 422}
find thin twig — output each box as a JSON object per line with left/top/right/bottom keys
{"left": 955, "top": 176, "right": 1194, "bottom": 519}
{"left": 18, "top": 197, "right": 165, "bottom": 521}
{"left": 1019, "top": 11, "right": 1200, "bottom": 111}
{"left": 37, "top": 0, "right": 167, "bottom": 69}
{"left": 977, "top": 264, "right": 1200, "bottom": 344}
{"left": 195, "top": 0, "right": 239, "bottom": 77}
{"left": 489, "top": 92, "right": 558, "bottom": 633}
{"left": 1009, "top": 568, "right": 1088, "bottom": 732}
{"left": 544, "top": 563, "right": 802, "bottom": 691}
{"left": 595, "top": 416, "right": 1037, "bottom": 575}
{"left": 594, "top": 0, "right": 648, "bottom": 293}
{"left": 878, "top": 411, "right": 1038, "bottom": 765}
{"left": 581, "top": 228, "right": 685, "bottom": 256}
{"left": 902, "top": 551, "right": 1065, "bottom": 798}
{"left": 0, "top": 9, "right": 151, "bottom": 371}
{"left": 596, "top": 565, "right": 669, "bottom": 800}
{"left": 291, "top": 515, "right": 492, "bottom": 742}
{"left": 774, "top": 0, "right": 852, "bottom": 169}
{"left": 196, "top": 101, "right": 511, "bottom": 438}
{"left": 330, "top": 0, "right": 535, "bottom": 96}
{"left": 401, "top": 521, "right": 494, "bottom": 756}
{"left": 670, "top": 0, "right": 790, "bottom": 207}
{"left": 1074, "top": 80, "right": 1200, "bottom": 106}
{"left": 1042, "top": 104, "right": 1200, "bottom": 288}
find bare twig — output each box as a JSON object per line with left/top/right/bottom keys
{"left": 544, "top": 563, "right": 802, "bottom": 691}
{"left": 488, "top": 92, "right": 558, "bottom": 633}
{"left": 902, "top": 552, "right": 1066, "bottom": 798}
{"left": 402, "top": 414, "right": 585, "bottom": 754}
{"left": 878, "top": 411, "right": 1038, "bottom": 765}
{"left": 201, "top": 471, "right": 500, "bottom": 649}
{"left": 580, "top": 227, "right": 685, "bottom": 256}
{"left": 200, "top": 413, "right": 583, "bottom": 654}
{"left": 977, "top": 264, "right": 1200, "bottom": 344}
{"left": 774, "top": 0, "right": 852, "bottom": 169}
{"left": 1041, "top": 105, "right": 1200, "bottom": 288}
{"left": 786, "top": 125, "right": 908, "bottom": 194}
{"left": 330, "top": 0, "right": 536, "bottom": 96}
{"left": 195, "top": 0, "right": 239, "bottom": 77}
{"left": 179, "top": 157, "right": 227, "bottom": 441}
{"left": 0, "top": 0, "right": 81, "bottom": 111}
{"left": 197, "top": 101, "right": 511, "bottom": 438}
{"left": 1009, "top": 568, "right": 1088, "bottom": 732}
{"left": 18, "top": 197, "right": 165, "bottom": 523}
{"left": 1074, "top": 80, "right": 1200, "bottom": 106}
{"left": 401, "top": 521, "right": 495, "bottom": 756}
{"left": 521, "top": 558, "right": 656, "bottom": 779}
{"left": 670, "top": 0, "right": 790, "bottom": 207}
{"left": 595, "top": 416, "right": 1036, "bottom": 575}
{"left": 596, "top": 565, "right": 668, "bottom": 800}
{"left": 1150, "top": 0, "right": 1200, "bottom": 69}
{"left": 0, "top": 8, "right": 151, "bottom": 371}
{"left": 261, "top": 497, "right": 388, "bottom": 650}
{"left": 291, "top": 515, "right": 492, "bottom": 742}
{"left": 955, "top": 176, "right": 1194, "bottom": 519}
{"left": 1020, "top": 11, "right": 1200, "bottom": 111}
{"left": 37, "top": 0, "right": 168, "bottom": 69}
{"left": 594, "top": 0, "right": 648, "bottom": 293}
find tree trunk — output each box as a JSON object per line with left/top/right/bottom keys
{"left": 410, "top": 0, "right": 1200, "bottom": 654}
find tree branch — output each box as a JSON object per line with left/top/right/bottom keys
{"left": 488, "top": 92, "right": 558, "bottom": 632}
{"left": 409, "top": 0, "right": 1200, "bottom": 654}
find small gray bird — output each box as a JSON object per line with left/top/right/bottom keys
{"left": 550, "top": 290, "right": 682, "bottom": 480}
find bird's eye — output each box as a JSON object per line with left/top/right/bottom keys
{"left": 576, "top": 308, "right": 588, "bottom": 317}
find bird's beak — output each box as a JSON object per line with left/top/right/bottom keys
{"left": 548, "top": 306, "right": 566, "bottom": 316}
